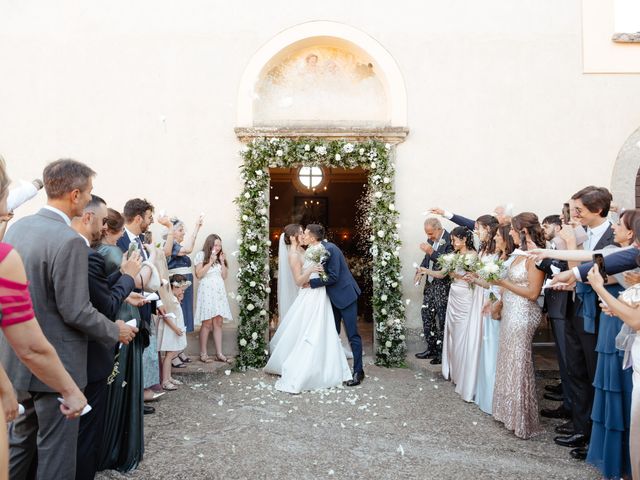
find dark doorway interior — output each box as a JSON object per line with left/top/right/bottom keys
{"left": 268, "top": 166, "right": 373, "bottom": 333}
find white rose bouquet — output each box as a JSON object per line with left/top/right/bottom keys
{"left": 436, "top": 252, "right": 459, "bottom": 275}
{"left": 305, "top": 243, "right": 330, "bottom": 281}
{"left": 457, "top": 252, "right": 480, "bottom": 272}
{"left": 476, "top": 257, "right": 506, "bottom": 283}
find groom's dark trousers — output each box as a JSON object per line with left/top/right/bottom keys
{"left": 309, "top": 240, "right": 363, "bottom": 374}
{"left": 332, "top": 301, "right": 363, "bottom": 375}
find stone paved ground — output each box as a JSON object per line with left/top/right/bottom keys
{"left": 95, "top": 354, "right": 599, "bottom": 480}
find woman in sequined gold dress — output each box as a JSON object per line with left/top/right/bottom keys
{"left": 491, "top": 213, "right": 545, "bottom": 439}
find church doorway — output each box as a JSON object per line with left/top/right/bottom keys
{"left": 267, "top": 166, "right": 373, "bottom": 353}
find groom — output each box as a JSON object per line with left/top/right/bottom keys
{"left": 304, "top": 224, "right": 364, "bottom": 386}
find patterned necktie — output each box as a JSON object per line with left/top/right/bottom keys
{"left": 135, "top": 237, "right": 148, "bottom": 261}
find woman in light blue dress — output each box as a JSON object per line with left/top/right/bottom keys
{"left": 472, "top": 223, "right": 515, "bottom": 414}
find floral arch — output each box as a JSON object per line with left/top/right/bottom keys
{"left": 234, "top": 137, "right": 407, "bottom": 369}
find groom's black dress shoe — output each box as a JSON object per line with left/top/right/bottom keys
{"left": 554, "top": 433, "right": 588, "bottom": 448}
{"left": 346, "top": 371, "right": 365, "bottom": 387}
{"left": 415, "top": 350, "right": 433, "bottom": 359}
{"left": 143, "top": 405, "right": 156, "bottom": 415}
{"left": 429, "top": 356, "right": 441, "bottom": 365}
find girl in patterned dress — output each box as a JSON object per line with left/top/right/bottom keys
{"left": 194, "top": 234, "right": 233, "bottom": 363}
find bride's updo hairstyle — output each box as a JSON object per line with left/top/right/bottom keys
{"left": 283, "top": 224, "right": 301, "bottom": 245}
{"left": 450, "top": 226, "right": 475, "bottom": 252}
{"left": 511, "top": 212, "right": 546, "bottom": 251}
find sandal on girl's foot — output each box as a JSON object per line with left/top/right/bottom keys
{"left": 199, "top": 354, "right": 214, "bottom": 363}
{"left": 178, "top": 353, "right": 192, "bottom": 363}
{"left": 169, "top": 377, "right": 183, "bottom": 385}
{"left": 215, "top": 354, "right": 232, "bottom": 364}
{"left": 162, "top": 382, "right": 178, "bottom": 391}
{"left": 171, "top": 358, "right": 187, "bottom": 368}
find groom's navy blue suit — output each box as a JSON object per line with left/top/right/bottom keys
{"left": 309, "top": 241, "right": 363, "bottom": 374}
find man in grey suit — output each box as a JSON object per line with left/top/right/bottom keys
{"left": 0, "top": 159, "right": 138, "bottom": 480}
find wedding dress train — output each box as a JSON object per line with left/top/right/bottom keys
{"left": 265, "top": 262, "right": 352, "bottom": 393}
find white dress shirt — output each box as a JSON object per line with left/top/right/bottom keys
{"left": 572, "top": 220, "right": 611, "bottom": 281}
{"left": 43, "top": 205, "right": 71, "bottom": 226}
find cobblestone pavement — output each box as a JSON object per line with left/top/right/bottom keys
{"left": 96, "top": 357, "right": 598, "bottom": 480}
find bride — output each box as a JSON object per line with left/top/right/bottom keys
{"left": 264, "top": 224, "right": 353, "bottom": 393}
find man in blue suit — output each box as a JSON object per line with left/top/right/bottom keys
{"left": 305, "top": 224, "right": 364, "bottom": 386}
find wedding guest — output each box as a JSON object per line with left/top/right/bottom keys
{"left": 585, "top": 210, "right": 636, "bottom": 478}
{"left": 0, "top": 157, "right": 88, "bottom": 478}
{"left": 541, "top": 214, "right": 567, "bottom": 250}
{"left": 71, "top": 196, "right": 143, "bottom": 480}
{"left": 161, "top": 215, "right": 203, "bottom": 335}
{"left": 491, "top": 212, "right": 545, "bottom": 439}
{"left": 538, "top": 210, "right": 638, "bottom": 473}
{"left": 195, "top": 234, "right": 233, "bottom": 363}
{"left": 414, "top": 218, "right": 453, "bottom": 365}
{"left": 158, "top": 274, "right": 189, "bottom": 391}
{"left": 552, "top": 187, "right": 616, "bottom": 459}
{"left": 587, "top": 262, "right": 640, "bottom": 480}
{"left": 117, "top": 198, "right": 160, "bottom": 414}
{"left": 1, "top": 159, "right": 137, "bottom": 479}
{"left": 492, "top": 204, "right": 514, "bottom": 224}
{"left": 536, "top": 214, "right": 574, "bottom": 422}
{"left": 420, "top": 227, "right": 481, "bottom": 393}
{"left": 97, "top": 207, "right": 159, "bottom": 472}
{"left": 452, "top": 217, "right": 496, "bottom": 402}
{"left": 466, "top": 216, "right": 503, "bottom": 413}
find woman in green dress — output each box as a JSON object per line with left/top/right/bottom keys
{"left": 96, "top": 208, "right": 147, "bottom": 473}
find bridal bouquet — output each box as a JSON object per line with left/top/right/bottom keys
{"left": 475, "top": 257, "right": 506, "bottom": 282}
{"left": 305, "top": 243, "right": 330, "bottom": 281}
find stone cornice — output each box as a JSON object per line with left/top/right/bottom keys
{"left": 234, "top": 126, "right": 409, "bottom": 144}
{"left": 612, "top": 32, "right": 640, "bottom": 43}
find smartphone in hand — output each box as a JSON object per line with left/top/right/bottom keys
{"left": 592, "top": 253, "right": 607, "bottom": 283}
{"left": 127, "top": 241, "right": 138, "bottom": 259}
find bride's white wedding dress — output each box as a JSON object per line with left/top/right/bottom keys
{"left": 265, "top": 257, "right": 353, "bottom": 393}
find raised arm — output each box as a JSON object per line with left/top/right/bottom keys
{"left": 576, "top": 247, "right": 639, "bottom": 282}
{"left": 429, "top": 207, "right": 475, "bottom": 230}
{"left": 588, "top": 265, "right": 640, "bottom": 330}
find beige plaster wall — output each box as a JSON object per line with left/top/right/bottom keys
{"left": 583, "top": 0, "right": 640, "bottom": 73}
{"left": 1, "top": 0, "right": 640, "bottom": 334}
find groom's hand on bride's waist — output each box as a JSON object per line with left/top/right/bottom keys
{"left": 301, "top": 282, "right": 310, "bottom": 289}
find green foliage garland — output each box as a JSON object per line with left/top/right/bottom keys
{"left": 234, "top": 137, "right": 406, "bottom": 369}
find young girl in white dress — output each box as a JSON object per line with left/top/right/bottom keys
{"left": 195, "top": 234, "right": 233, "bottom": 363}
{"left": 158, "top": 274, "right": 189, "bottom": 391}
